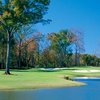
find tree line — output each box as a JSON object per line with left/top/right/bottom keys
{"left": 0, "top": 0, "right": 100, "bottom": 74}
{"left": 1, "top": 27, "right": 100, "bottom": 70}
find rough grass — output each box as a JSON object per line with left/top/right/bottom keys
{"left": 0, "top": 66, "right": 100, "bottom": 90}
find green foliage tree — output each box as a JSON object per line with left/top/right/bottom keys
{"left": 0, "top": 27, "right": 6, "bottom": 68}
{"left": 0, "top": 0, "right": 50, "bottom": 74}
{"left": 48, "top": 29, "right": 74, "bottom": 67}
{"left": 81, "top": 54, "right": 97, "bottom": 66}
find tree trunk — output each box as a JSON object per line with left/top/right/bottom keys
{"left": 75, "top": 44, "right": 78, "bottom": 66}
{"left": 1, "top": 45, "right": 5, "bottom": 69}
{"left": 5, "top": 32, "right": 11, "bottom": 74}
{"left": 18, "top": 39, "right": 22, "bottom": 68}
{"left": 1, "top": 35, "right": 5, "bottom": 69}
{"left": 31, "top": 51, "right": 34, "bottom": 67}
{"left": 37, "top": 43, "right": 40, "bottom": 67}
{"left": 18, "top": 47, "right": 21, "bottom": 68}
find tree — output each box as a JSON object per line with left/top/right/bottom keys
{"left": 15, "top": 25, "right": 36, "bottom": 68}
{"left": 0, "top": 0, "right": 50, "bottom": 74}
{"left": 20, "top": 37, "right": 37, "bottom": 67}
{"left": 48, "top": 29, "right": 74, "bottom": 67}
{"left": 0, "top": 27, "right": 6, "bottom": 68}
{"left": 33, "top": 32, "right": 44, "bottom": 67}
{"left": 81, "top": 54, "right": 97, "bottom": 66}
{"left": 71, "top": 29, "right": 85, "bottom": 66}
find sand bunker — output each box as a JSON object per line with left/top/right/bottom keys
{"left": 74, "top": 70, "right": 100, "bottom": 73}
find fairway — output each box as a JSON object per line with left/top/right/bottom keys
{"left": 0, "top": 66, "right": 100, "bottom": 90}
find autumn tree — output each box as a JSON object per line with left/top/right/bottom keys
{"left": 0, "top": 0, "right": 50, "bottom": 74}
{"left": 33, "top": 32, "right": 44, "bottom": 67}
{"left": 15, "top": 25, "right": 36, "bottom": 68}
{"left": 20, "top": 37, "right": 37, "bottom": 67}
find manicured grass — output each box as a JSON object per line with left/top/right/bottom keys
{"left": 64, "top": 66, "right": 100, "bottom": 77}
{"left": 0, "top": 66, "right": 100, "bottom": 90}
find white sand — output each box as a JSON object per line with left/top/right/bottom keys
{"left": 74, "top": 70, "right": 100, "bottom": 73}
{"left": 40, "top": 68, "right": 67, "bottom": 71}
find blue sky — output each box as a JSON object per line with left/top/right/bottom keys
{"left": 36, "top": 0, "right": 100, "bottom": 54}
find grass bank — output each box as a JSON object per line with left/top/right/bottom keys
{"left": 0, "top": 66, "right": 100, "bottom": 90}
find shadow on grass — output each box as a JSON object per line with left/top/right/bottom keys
{"left": 2, "top": 67, "right": 81, "bottom": 73}
{"left": 73, "top": 75, "right": 86, "bottom": 77}
{"left": 11, "top": 69, "right": 61, "bottom": 73}
{"left": 65, "top": 68, "right": 77, "bottom": 70}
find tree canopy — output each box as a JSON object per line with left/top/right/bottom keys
{"left": 0, "top": 0, "right": 50, "bottom": 74}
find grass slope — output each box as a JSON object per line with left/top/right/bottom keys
{"left": 0, "top": 66, "right": 100, "bottom": 90}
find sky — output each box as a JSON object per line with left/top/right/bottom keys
{"left": 36, "top": 0, "right": 100, "bottom": 55}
